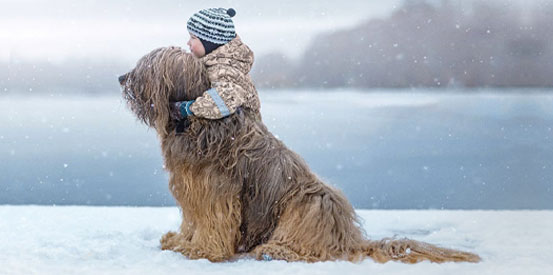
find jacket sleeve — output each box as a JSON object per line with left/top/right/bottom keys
{"left": 188, "top": 68, "right": 249, "bottom": 120}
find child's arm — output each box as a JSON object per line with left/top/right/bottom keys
{"left": 188, "top": 80, "right": 248, "bottom": 119}
{"left": 177, "top": 64, "right": 253, "bottom": 119}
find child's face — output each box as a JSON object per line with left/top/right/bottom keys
{"left": 187, "top": 34, "right": 206, "bottom": 58}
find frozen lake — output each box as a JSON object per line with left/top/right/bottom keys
{"left": 1, "top": 90, "right": 552, "bottom": 209}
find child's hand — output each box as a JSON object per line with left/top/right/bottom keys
{"left": 169, "top": 102, "right": 184, "bottom": 120}
{"left": 169, "top": 101, "right": 195, "bottom": 120}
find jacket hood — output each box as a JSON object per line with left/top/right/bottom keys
{"left": 201, "top": 36, "right": 254, "bottom": 74}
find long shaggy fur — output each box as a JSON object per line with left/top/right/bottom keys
{"left": 119, "top": 46, "right": 481, "bottom": 263}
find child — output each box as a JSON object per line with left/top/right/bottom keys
{"left": 171, "top": 8, "right": 261, "bottom": 120}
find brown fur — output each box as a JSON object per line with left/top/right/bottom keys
{"left": 119, "top": 46, "right": 481, "bottom": 263}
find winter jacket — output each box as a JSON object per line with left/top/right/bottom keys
{"left": 189, "top": 36, "right": 261, "bottom": 119}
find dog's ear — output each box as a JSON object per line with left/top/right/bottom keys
{"left": 171, "top": 59, "right": 188, "bottom": 102}
{"left": 180, "top": 53, "right": 211, "bottom": 101}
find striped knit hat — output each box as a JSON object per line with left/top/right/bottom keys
{"left": 187, "top": 8, "right": 237, "bottom": 54}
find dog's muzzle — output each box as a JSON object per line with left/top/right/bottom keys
{"left": 119, "top": 74, "right": 136, "bottom": 101}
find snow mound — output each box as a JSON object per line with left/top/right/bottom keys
{"left": 1, "top": 206, "right": 551, "bottom": 275}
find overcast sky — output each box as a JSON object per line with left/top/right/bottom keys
{"left": 0, "top": 0, "right": 403, "bottom": 64}
{"left": 1, "top": 0, "right": 548, "bottom": 64}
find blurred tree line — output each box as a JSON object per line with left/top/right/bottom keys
{"left": 252, "top": 0, "right": 553, "bottom": 88}
{"left": 2, "top": 0, "right": 552, "bottom": 95}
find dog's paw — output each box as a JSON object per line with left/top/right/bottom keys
{"left": 262, "top": 254, "right": 273, "bottom": 261}
{"left": 160, "top": 231, "right": 178, "bottom": 250}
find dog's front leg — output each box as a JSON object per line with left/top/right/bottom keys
{"left": 178, "top": 193, "right": 241, "bottom": 262}
{"left": 163, "top": 167, "right": 242, "bottom": 262}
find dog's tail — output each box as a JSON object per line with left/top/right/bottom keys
{"left": 361, "top": 238, "right": 481, "bottom": 263}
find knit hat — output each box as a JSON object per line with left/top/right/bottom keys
{"left": 187, "top": 8, "right": 237, "bottom": 54}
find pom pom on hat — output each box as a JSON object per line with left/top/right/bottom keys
{"left": 227, "top": 8, "right": 236, "bottom": 17}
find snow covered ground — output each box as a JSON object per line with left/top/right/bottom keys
{"left": 1, "top": 206, "right": 551, "bottom": 275}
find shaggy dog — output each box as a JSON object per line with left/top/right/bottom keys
{"left": 119, "top": 46, "right": 480, "bottom": 263}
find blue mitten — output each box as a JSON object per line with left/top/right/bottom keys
{"left": 170, "top": 100, "right": 195, "bottom": 120}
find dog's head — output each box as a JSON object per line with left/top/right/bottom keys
{"left": 119, "top": 46, "right": 210, "bottom": 134}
